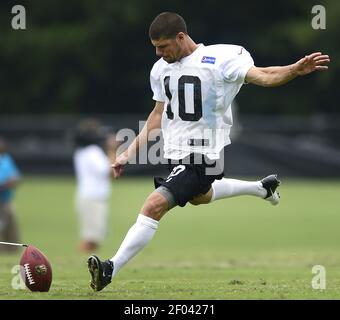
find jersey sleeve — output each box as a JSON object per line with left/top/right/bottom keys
{"left": 221, "top": 46, "right": 254, "bottom": 84}
{"left": 150, "top": 60, "right": 166, "bottom": 102}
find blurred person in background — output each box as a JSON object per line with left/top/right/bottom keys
{"left": 0, "top": 137, "right": 21, "bottom": 253}
{"left": 73, "top": 119, "right": 118, "bottom": 253}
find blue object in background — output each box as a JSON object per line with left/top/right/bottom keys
{"left": 0, "top": 154, "right": 20, "bottom": 203}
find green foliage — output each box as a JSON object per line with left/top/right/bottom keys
{"left": 0, "top": 0, "right": 338, "bottom": 114}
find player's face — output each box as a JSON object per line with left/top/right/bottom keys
{"left": 151, "top": 37, "right": 182, "bottom": 63}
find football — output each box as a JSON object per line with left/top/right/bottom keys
{"left": 20, "top": 245, "right": 52, "bottom": 292}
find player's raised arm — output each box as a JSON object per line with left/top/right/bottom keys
{"left": 245, "top": 52, "right": 330, "bottom": 87}
{"left": 112, "top": 101, "right": 164, "bottom": 178}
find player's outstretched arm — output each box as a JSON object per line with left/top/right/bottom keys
{"left": 245, "top": 52, "right": 330, "bottom": 87}
{"left": 112, "top": 101, "right": 164, "bottom": 178}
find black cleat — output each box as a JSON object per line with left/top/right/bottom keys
{"left": 261, "top": 174, "right": 281, "bottom": 206}
{"left": 87, "top": 255, "right": 114, "bottom": 292}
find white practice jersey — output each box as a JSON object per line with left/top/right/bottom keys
{"left": 150, "top": 43, "right": 254, "bottom": 160}
{"left": 74, "top": 145, "right": 111, "bottom": 200}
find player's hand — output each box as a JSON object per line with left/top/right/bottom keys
{"left": 111, "top": 153, "right": 129, "bottom": 179}
{"left": 294, "top": 52, "right": 330, "bottom": 76}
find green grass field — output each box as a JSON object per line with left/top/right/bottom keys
{"left": 0, "top": 176, "right": 340, "bottom": 300}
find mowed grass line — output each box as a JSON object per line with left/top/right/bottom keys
{"left": 0, "top": 177, "right": 339, "bottom": 299}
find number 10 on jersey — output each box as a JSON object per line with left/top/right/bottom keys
{"left": 164, "top": 75, "right": 203, "bottom": 122}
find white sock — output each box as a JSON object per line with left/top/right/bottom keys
{"left": 110, "top": 214, "right": 159, "bottom": 277}
{"left": 211, "top": 178, "right": 267, "bottom": 202}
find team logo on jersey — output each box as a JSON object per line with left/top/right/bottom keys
{"left": 201, "top": 56, "right": 216, "bottom": 64}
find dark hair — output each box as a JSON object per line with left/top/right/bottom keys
{"left": 149, "top": 12, "right": 187, "bottom": 40}
{"left": 73, "top": 118, "right": 102, "bottom": 148}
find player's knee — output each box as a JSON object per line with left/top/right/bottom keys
{"left": 141, "top": 192, "right": 168, "bottom": 220}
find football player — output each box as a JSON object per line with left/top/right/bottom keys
{"left": 88, "top": 12, "right": 330, "bottom": 291}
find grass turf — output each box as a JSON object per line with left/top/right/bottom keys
{"left": 0, "top": 176, "right": 339, "bottom": 299}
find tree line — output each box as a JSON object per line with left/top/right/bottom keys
{"left": 0, "top": 0, "right": 338, "bottom": 115}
